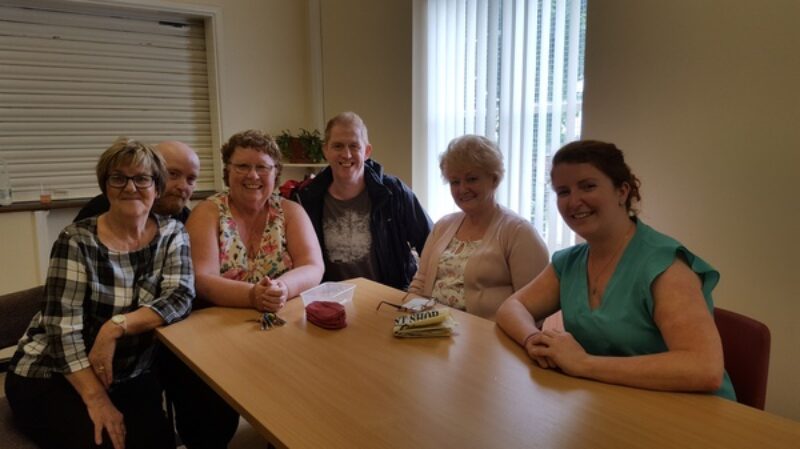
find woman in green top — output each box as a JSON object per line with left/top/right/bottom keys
{"left": 496, "top": 140, "right": 735, "bottom": 400}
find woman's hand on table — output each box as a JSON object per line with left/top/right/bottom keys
{"left": 250, "top": 277, "right": 288, "bottom": 312}
{"left": 527, "top": 329, "right": 589, "bottom": 375}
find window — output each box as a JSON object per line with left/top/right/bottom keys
{"left": 412, "top": 0, "right": 586, "bottom": 250}
{"left": 0, "top": 0, "right": 220, "bottom": 202}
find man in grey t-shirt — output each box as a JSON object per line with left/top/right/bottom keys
{"left": 295, "top": 112, "right": 432, "bottom": 289}
{"left": 322, "top": 188, "right": 379, "bottom": 281}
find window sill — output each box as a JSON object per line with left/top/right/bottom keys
{"left": 0, "top": 190, "right": 216, "bottom": 215}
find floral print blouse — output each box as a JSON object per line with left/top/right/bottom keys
{"left": 210, "top": 192, "right": 293, "bottom": 282}
{"left": 430, "top": 237, "right": 481, "bottom": 311}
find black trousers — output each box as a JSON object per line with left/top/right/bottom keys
{"left": 157, "top": 346, "right": 239, "bottom": 449}
{"left": 4, "top": 370, "right": 173, "bottom": 449}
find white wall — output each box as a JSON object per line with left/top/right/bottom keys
{"left": 319, "top": 0, "right": 413, "bottom": 185}
{"left": 582, "top": 0, "right": 800, "bottom": 419}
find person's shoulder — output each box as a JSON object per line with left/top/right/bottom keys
{"left": 435, "top": 211, "right": 464, "bottom": 227}
{"left": 185, "top": 196, "right": 221, "bottom": 226}
{"left": 297, "top": 168, "right": 332, "bottom": 198}
{"left": 496, "top": 206, "right": 532, "bottom": 227}
{"left": 633, "top": 219, "right": 718, "bottom": 284}
{"left": 59, "top": 216, "right": 97, "bottom": 243}
{"left": 632, "top": 220, "right": 684, "bottom": 254}
{"left": 279, "top": 195, "right": 304, "bottom": 215}
{"left": 552, "top": 243, "right": 587, "bottom": 265}
{"left": 379, "top": 171, "right": 410, "bottom": 190}
{"left": 174, "top": 206, "right": 191, "bottom": 224}
{"left": 155, "top": 214, "right": 186, "bottom": 235}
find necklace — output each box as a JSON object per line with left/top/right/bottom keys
{"left": 588, "top": 224, "right": 635, "bottom": 300}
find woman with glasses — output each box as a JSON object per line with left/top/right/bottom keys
{"left": 4, "top": 138, "right": 194, "bottom": 449}
{"left": 408, "top": 135, "right": 549, "bottom": 320}
{"left": 179, "top": 129, "right": 323, "bottom": 447}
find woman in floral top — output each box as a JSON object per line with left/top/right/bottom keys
{"left": 187, "top": 129, "right": 323, "bottom": 311}
{"left": 180, "top": 130, "right": 323, "bottom": 448}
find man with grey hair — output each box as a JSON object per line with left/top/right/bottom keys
{"left": 294, "top": 112, "right": 432, "bottom": 290}
{"left": 74, "top": 140, "right": 200, "bottom": 223}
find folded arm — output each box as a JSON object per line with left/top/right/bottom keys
{"left": 528, "top": 259, "right": 724, "bottom": 392}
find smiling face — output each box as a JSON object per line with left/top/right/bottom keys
{"left": 323, "top": 123, "right": 372, "bottom": 185}
{"left": 155, "top": 141, "right": 199, "bottom": 216}
{"left": 551, "top": 162, "right": 630, "bottom": 240}
{"left": 106, "top": 164, "right": 158, "bottom": 219}
{"left": 445, "top": 166, "right": 498, "bottom": 216}
{"left": 226, "top": 147, "right": 276, "bottom": 207}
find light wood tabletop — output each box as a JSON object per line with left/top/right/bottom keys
{"left": 157, "top": 278, "right": 800, "bottom": 449}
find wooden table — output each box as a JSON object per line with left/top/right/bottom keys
{"left": 157, "top": 278, "right": 800, "bottom": 449}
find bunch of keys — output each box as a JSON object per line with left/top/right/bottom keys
{"left": 260, "top": 312, "right": 286, "bottom": 330}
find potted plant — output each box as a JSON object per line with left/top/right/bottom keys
{"left": 298, "top": 128, "right": 324, "bottom": 163}
{"left": 276, "top": 129, "right": 324, "bottom": 163}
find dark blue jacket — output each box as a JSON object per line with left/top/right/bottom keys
{"left": 294, "top": 159, "right": 432, "bottom": 290}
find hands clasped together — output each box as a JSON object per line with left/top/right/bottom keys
{"left": 249, "top": 276, "right": 289, "bottom": 312}
{"left": 524, "top": 329, "right": 590, "bottom": 377}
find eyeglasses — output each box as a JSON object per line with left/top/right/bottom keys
{"left": 107, "top": 174, "right": 155, "bottom": 189}
{"left": 376, "top": 293, "right": 437, "bottom": 313}
{"left": 229, "top": 163, "right": 274, "bottom": 175}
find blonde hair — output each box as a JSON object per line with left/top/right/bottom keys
{"left": 439, "top": 135, "right": 504, "bottom": 184}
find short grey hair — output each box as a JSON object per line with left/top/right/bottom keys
{"left": 324, "top": 111, "right": 369, "bottom": 144}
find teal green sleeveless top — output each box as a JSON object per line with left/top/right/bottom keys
{"left": 552, "top": 219, "right": 736, "bottom": 401}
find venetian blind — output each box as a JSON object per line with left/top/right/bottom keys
{"left": 0, "top": 1, "right": 215, "bottom": 202}
{"left": 413, "top": 0, "right": 586, "bottom": 250}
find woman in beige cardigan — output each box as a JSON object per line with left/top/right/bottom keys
{"left": 408, "top": 135, "right": 549, "bottom": 320}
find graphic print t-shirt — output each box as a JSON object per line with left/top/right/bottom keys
{"left": 322, "top": 189, "right": 379, "bottom": 281}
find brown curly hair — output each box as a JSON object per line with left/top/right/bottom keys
{"left": 220, "top": 130, "right": 282, "bottom": 186}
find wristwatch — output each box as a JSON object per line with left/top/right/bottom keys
{"left": 111, "top": 314, "right": 127, "bottom": 335}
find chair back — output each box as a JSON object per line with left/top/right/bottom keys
{"left": 0, "top": 286, "right": 43, "bottom": 349}
{"left": 714, "top": 307, "right": 771, "bottom": 410}
{"left": 0, "top": 286, "right": 43, "bottom": 449}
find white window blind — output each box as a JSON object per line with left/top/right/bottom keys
{"left": 412, "top": 0, "right": 586, "bottom": 250}
{"left": 0, "top": 1, "right": 216, "bottom": 202}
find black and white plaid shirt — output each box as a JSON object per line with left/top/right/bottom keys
{"left": 10, "top": 214, "right": 194, "bottom": 385}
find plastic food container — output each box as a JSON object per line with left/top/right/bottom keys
{"left": 300, "top": 282, "right": 356, "bottom": 307}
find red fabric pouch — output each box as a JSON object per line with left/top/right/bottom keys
{"left": 305, "top": 301, "right": 347, "bottom": 329}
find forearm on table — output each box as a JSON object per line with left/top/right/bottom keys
{"left": 496, "top": 299, "right": 541, "bottom": 345}
{"left": 578, "top": 350, "right": 724, "bottom": 393}
{"left": 277, "top": 264, "right": 323, "bottom": 298}
{"left": 195, "top": 273, "right": 252, "bottom": 308}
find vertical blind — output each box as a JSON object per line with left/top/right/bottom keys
{"left": 0, "top": 2, "right": 215, "bottom": 202}
{"left": 413, "top": 0, "right": 586, "bottom": 250}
